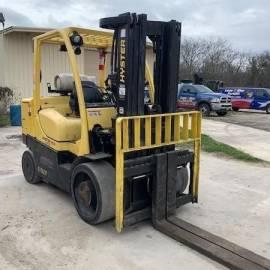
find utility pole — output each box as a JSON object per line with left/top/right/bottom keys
{"left": 0, "top": 13, "right": 5, "bottom": 29}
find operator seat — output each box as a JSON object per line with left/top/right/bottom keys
{"left": 69, "top": 81, "right": 104, "bottom": 115}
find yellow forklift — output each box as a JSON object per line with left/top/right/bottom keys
{"left": 21, "top": 13, "right": 270, "bottom": 270}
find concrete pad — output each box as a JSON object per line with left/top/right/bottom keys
{"left": 0, "top": 127, "right": 25, "bottom": 176}
{"left": 0, "top": 153, "right": 270, "bottom": 269}
{"left": 0, "top": 173, "right": 225, "bottom": 270}
{"left": 202, "top": 119, "right": 270, "bottom": 162}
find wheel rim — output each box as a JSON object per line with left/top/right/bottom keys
{"left": 78, "top": 181, "right": 92, "bottom": 207}
{"left": 23, "top": 153, "right": 34, "bottom": 181}
{"left": 267, "top": 106, "right": 270, "bottom": 113}
{"left": 74, "top": 174, "right": 98, "bottom": 217}
{"left": 199, "top": 105, "right": 209, "bottom": 115}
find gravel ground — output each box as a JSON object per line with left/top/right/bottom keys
{"left": 0, "top": 127, "right": 25, "bottom": 176}
{"left": 206, "top": 110, "right": 270, "bottom": 132}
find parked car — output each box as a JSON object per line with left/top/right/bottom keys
{"left": 177, "top": 83, "right": 232, "bottom": 116}
{"left": 219, "top": 87, "right": 270, "bottom": 114}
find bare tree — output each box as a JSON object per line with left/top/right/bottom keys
{"left": 180, "top": 37, "right": 251, "bottom": 87}
{"left": 180, "top": 38, "right": 207, "bottom": 78}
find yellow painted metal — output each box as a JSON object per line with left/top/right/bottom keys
{"left": 155, "top": 116, "right": 162, "bottom": 145}
{"left": 165, "top": 116, "right": 172, "bottom": 143}
{"left": 33, "top": 39, "right": 41, "bottom": 114}
{"left": 182, "top": 114, "right": 189, "bottom": 140}
{"left": 193, "top": 113, "right": 202, "bottom": 198}
{"left": 145, "top": 117, "right": 151, "bottom": 146}
{"left": 21, "top": 98, "right": 34, "bottom": 135}
{"left": 115, "top": 118, "right": 124, "bottom": 233}
{"left": 38, "top": 27, "right": 113, "bottom": 49}
{"left": 173, "top": 115, "right": 180, "bottom": 141}
{"left": 134, "top": 118, "right": 141, "bottom": 148}
{"left": 145, "top": 62, "right": 155, "bottom": 103}
{"left": 39, "top": 108, "right": 81, "bottom": 141}
{"left": 60, "top": 29, "right": 89, "bottom": 155}
{"left": 87, "top": 107, "right": 116, "bottom": 130}
{"left": 115, "top": 111, "right": 201, "bottom": 232}
{"left": 122, "top": 119, "right": 129, "bottom": 151}
{"left": 191, "top": 113, "right": 198, "bottom": 139}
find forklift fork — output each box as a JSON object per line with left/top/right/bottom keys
{"left": 115, "top": 111, "right": 270, "bottom": 270}
{"left": 152, "top": 152, "right": 270, "bottom": 270}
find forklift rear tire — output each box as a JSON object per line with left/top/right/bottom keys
{"left": 22, "top": 150, "right": 41, "bottom": 184}
{"left": 71, "top": 161, "right": 115, "bottom": 225}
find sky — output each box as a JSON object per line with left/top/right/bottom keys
{"left": 0, "top": 0, "right": 269, "bottom": 52}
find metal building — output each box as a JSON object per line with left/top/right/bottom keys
{"left": 0, "top": 26, "right": 154, "bottom": 101}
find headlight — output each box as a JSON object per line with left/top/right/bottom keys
{"left": 211, "top": 98, "right": 220, "bottom": 103}
{"left": 70, "top": 31, "right": 83, "bottom": 46}
{"left": 70, "top": 31, "right": 83, "bottom": 55}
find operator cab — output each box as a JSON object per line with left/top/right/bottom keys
{"left": 47, "top": 73, "right": 115, "bottom": 114}
{"left": 38, "top": 73, "right": 115, "bottom": 143}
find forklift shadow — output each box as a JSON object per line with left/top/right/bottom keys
{"left": 27, "top": 180, "right": 119, "bottom": 233}
{"left": 29, "top": 181, "right": 166, "bottom": 236}
{"left": 35, "top": 181, "right": 72, "bottom": 203}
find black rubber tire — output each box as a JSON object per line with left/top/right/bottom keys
{"left": 232, "top": 107, "right": 239, "bottom": 112}
{"left": 22, "top": 150, "right": 41, "bottom": 184}
{"left": 71, "top": 161, "right": 115, "bottom": 225}
{"left": 198, "top": 103, "right": 211, "bottom": 116}
{"left": 216, "top": 111, "right": 227, "bottom": 116}
{"left": 266, "top": 104, "right": 270, "bottom": 114}
{"left": 176, "top": 166, "right": 189, "bottom": 195}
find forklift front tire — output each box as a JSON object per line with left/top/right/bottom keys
{"left": 22, "top": 150, "right": 41, "bottom": 184}
{"left": 71, "top": 161, "right": 115, "bottom": 225}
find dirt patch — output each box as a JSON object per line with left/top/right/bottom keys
{"left": 6, "top": 134, "right": 22, "bottom": 140}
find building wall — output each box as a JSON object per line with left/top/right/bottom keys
{"left": 0, "top": 31, "right": 154, "bottom": 101}
{"left": 0, "top": 33, "right": 4, "bottom": 86}
{"left": 1, "top": 32, "right": 35, "bottom": 99}
{"left": 84, "top": 49, "right": 100, "bottom": 78}
{"left": 0, "top": 32, "right": 85, "bottom": 98}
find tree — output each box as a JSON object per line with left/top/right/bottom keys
{"left": 180, "top": 37, "right": 250, "bottom": 87}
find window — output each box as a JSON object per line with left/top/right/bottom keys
{"left": 193, "top": 85, "right": 213, "bottom": 94}
{"left": 180, "top": 85, "right": 197, "bottom": 95}
{"left": 245, "top": 90, "right": 254, "bottom": 98}
{"left": 255, "top": 89, "right": 268, "bottom": 98}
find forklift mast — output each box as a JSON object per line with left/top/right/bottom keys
{"left": 100, "top": 14, "right": 270, "bottom": 270}
{"left": 100, "top": 12, "right": 181, "bottom": 116}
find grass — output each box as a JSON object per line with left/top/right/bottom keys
{"left": 0, "top": 114, "right": 10, "bottom": 127}
{"left": 201, "top": 134, "right": 264, "bottom": 163}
